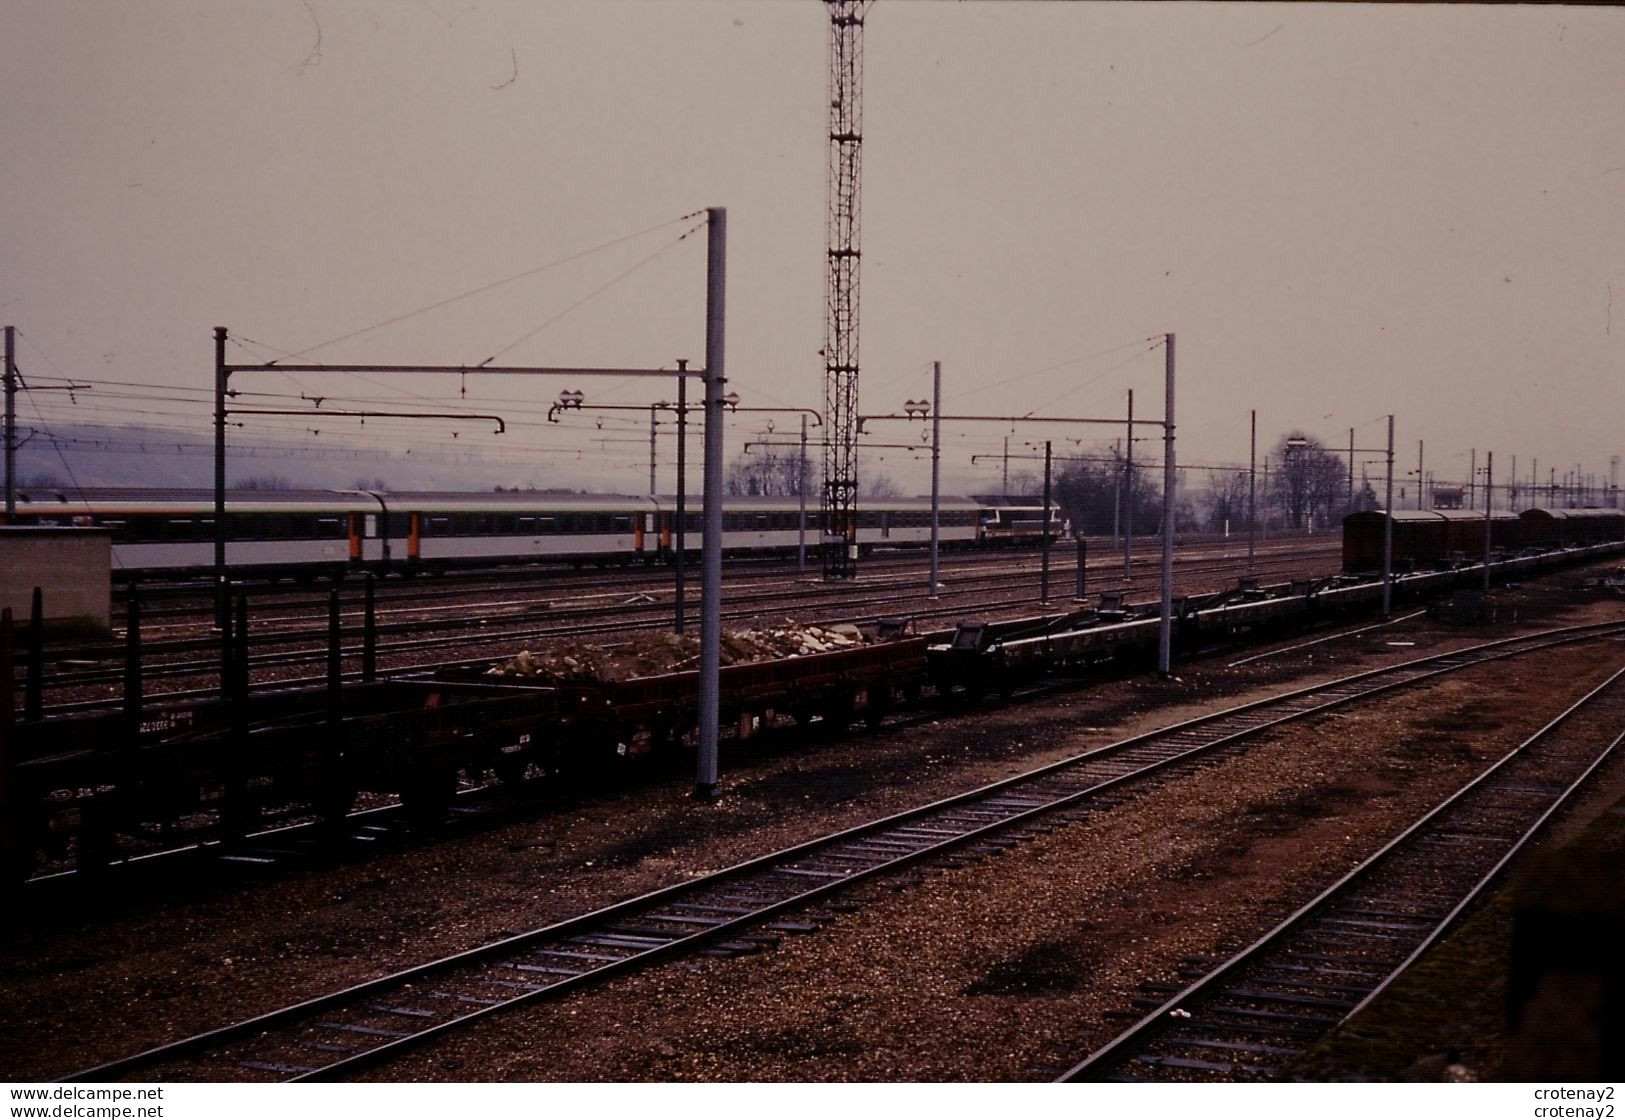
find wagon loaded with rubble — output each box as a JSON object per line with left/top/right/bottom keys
{"left": 0, "top": 619, "right": 927, "bottom": 881}
{"left": 473, "top": 621, "right": 927, "bottom": 774}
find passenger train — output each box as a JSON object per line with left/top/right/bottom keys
{"left": 0, "top": 488, "right": 1069, "bottom": 578}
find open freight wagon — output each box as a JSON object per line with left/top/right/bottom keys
{"left": 1, "top": 632, "right": 932, "bottom": 882}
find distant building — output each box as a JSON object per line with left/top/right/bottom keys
{"left": 1432, "top": 485, "right": 1464, "bottom": 510}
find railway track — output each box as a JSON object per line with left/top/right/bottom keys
{"left": 109, "top": 535, "right": 1337, "bottom": 616}
{"left": 64, "top": 619, "right": 1625, "bottom": 1083}
{"left": 36, "top": 546, "right": 1337, "bottom": 705}
{"left": 15, "top": 596, "right": 1423, "bottom": 894}
{"left": 1056, "top": 659, "right": 1625, "bottom": 1082}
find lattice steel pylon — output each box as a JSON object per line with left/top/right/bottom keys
{"left": 822, "top": 0, "right": 869, "bottom": 579}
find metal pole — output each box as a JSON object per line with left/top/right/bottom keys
{"left": 213, "top": 326, "right": 229, "bottom": 631}
{"left": 1075, "top": 536, "right": 1087, "bottom": 601}
{"left": 695, "top": 207, "right": 726, "bottom": 799}
{"left": 3, "top": 325, "right": 15, "bottom": 521}
{"left": 224, "top": 594, "right": 249, "bottom": 840}
{"left": 1262, "top": 457, "right": 1269, "bottom": 540}
{"left": 1111, "top": 440, "right": 1120, "bottom": 545}
{"left": 649, "top": 404, "right": 658, "bottom": 496}
{"left": 1483, "top": 450, "right": 1494, "bottom": 593}
{"left": 362, "top": 574, "right": 377, "bottom": 683}
{"left": 1041, "top": 440, "right": 1053, "bottom": 605}
{"left": 122, "top": 594, "right": 142, "bottom": 739}
{"left": 1348, "top": 427, "right": 1354, "bottom": 513}
{"left": 1382, "top": 415, "right": 1394, "bottom": 616}
{"left": 0, "top": 609, "right": 12, "bottom": 874}
{"left": 219, "top": 577, "right": 234, "bottom": 699}
{"left": 675, "top": 363, "right": 688, "bottom": 634}
{"left": 1158, "top": 334, "right": 1175, "bottom": 677}
{"left": 929, "top": 360, "right": 941, "bottom": 598}
{"left": 1248, "top": 410, "right": 1257, "bottom": 570}
{"left": 1124, "top": 389, "right": 1134, "bottom": 579}
{"left": 1417, "top": 440, "right": 1425, "bottom": 510}
{"left": 1469, "top": 448, "right": 1476, "bottom": 510}
{"left": 1002, "top": 436, "right": 1009, "bottom": 496}
{"left": 798, "top": 414, "right": 808, "bottom": 572}
{"left": 25, "top": 587, "right": 42, "bottom": 722}
{"left": 327, "top": 589, "right": 342, "bottom": 711}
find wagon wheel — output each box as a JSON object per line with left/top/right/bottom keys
{"left": 862, "top": 687, "right": 894, "bottom": 729}
{"left": 400, "top": 766, "right": 457, "bottom": 830}
{"left": 1, "top": 800, "right": 42, "bottom": 887}
{"left": 531, "top": 736, "right": 567, "bottom": 781}
{"left": 823, "top": 693, "right": 857, "bottom": 732}
{"left": 76, "top": 796, "right": 116, "bottom": 876}
{"left": 491, "top": 744, "right": 529, "bottom": 786}
{"left": 310, "top": 776, "right": 357, "bottom": 829}
{"left": 555, "top": 723, "right": 618, "bottom": 784}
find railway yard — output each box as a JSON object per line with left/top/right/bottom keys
{"left": 55, "top": 535, "right": 1343, "bottom": 705}
{"left": 8, "top": 0, "right": 1624, "bottom": 1100}
{"left": 5, "top": 537, "right": 1625, "bottom": 1082}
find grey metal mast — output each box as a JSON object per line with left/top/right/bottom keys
{"left": 4, "top": 325, "right": 15, "bottom": 521}
{"left": 929, "top": 360, "right": 941, "bottom": 597}
{"left": 822, "top": 0, "right": 868, "bottom": 579}
{"left": 695, "top": 208, "right": 727, "bottom": 798}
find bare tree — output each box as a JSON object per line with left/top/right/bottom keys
{"left": 861, "top": 473, "right": 901, "bottom": 499}
{"left": 1053, "top": 445, "right": 1163, "bottom": 536}
{"left": 725, "top": 445, "right": 812, "bottom": 497}
{"left": 234, "top": 475, "right": 297, "bottom": 491}
{"left": 1269, "top": 433, "right": 1346, "bottom": 531}
{"left": 1005, "top": 470, "right": 1039, "bottom": 497}
{"left": 1200, "top": 469, "right": 1251, "bottom": 532}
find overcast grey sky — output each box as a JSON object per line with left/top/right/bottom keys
{"left": 3, "top": 1, "right": 1621, "bottom": 497}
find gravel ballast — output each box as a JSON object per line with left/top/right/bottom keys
{"left": 6, "top": 574, "right": 1624, "bottom": 1082}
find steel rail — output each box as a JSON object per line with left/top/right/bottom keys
{"left": 35, "top": 556, "right": 1329, "bottom": 707}
{"left": 16, "top": 590, "right": 1443, "bottom": 892}
{"left": 61, "top": 619, "right": 1625, "bottom": 1083}
{"left": 1056, "top": 660, "right": 1625, "bottom": 1082}
{"left": 84, "top": 544, "right": 1334, "bottom": 657}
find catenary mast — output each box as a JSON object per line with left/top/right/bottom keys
{"left": 822, "top": 0, "right": 869, "bottom": 578}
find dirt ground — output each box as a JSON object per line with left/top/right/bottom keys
{"left": 5, "top": 570, "right": 1625, "bottom": 1082}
